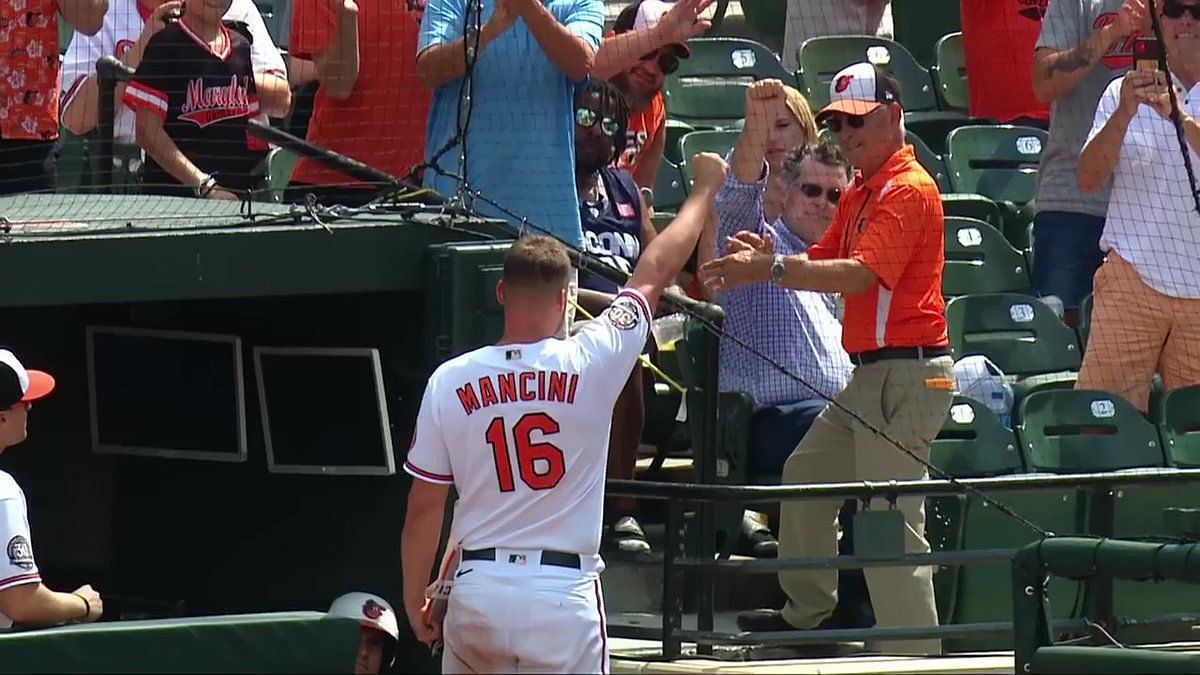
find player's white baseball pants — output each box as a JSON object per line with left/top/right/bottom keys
{"left": 442, "top": 549, "right": 608, "bottom": 674}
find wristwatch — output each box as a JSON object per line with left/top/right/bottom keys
{"left": 769, "top": 254, "right": 786, "bottom": 285}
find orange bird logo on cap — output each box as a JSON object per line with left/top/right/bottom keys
{"left": 835, "top": 75, "right": 854, "bottom": 93}
{"left": 362, "top": 599, "right": 385, "bottom": 620}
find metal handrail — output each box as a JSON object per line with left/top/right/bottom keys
{"left": 605, "top": 469, "right": 1200, "bottom": 659}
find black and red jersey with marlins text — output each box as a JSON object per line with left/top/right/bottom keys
{"left": 124, "top": 20, "right": 268, "bottom": 195}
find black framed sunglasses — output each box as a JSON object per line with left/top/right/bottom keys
{"left": 821, "top": 114, "right": 867, "bottom": 133}
{"left": 575, "top": 107, "right": 620, "bottom": 138}
{"left": 798, "top": 183, "right": 843, "bottom": 205}
{"left": 638, "top": 50, "right": 680, "bottom": 75}
{"left": 1164, "top": 2, "right": 1200, "bottom": 19}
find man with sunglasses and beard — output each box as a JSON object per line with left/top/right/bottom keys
{"left": 573, "top": 78, "right": 661, "bottom": 555}
{"left": 702, "top": 63, "right": 952, "bottom": 655}
{"left": 601, "top": 0, "right": 705, "bottom": 190}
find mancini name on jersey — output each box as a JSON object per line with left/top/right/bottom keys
{"left": 180, "top": 75, "right": 258, "bottom": 127}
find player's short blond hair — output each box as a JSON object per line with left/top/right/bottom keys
{"left": 503, "top": 236, "right": 572, "bottom": 293}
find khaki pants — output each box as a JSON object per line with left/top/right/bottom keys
{"left": 778, "top": 356, "right": 954, "bottom": 655}
{"left": 1075, "top": 253, "right": 1200, "bottom": 413}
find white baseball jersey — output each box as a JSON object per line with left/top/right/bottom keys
{"left": 0, "top": 470, "right": 40, "bottom": 629}
{"left": 405, "top": 288, "right": 651, "bottom": 556}
{"left": 60, "top": 0, "right": 286, "bottom": 144}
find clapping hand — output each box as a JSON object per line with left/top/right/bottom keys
{"left": 659, "top": 0, "right": 714, "bottom": 45}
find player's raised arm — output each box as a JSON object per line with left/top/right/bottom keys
{"left": 627, "top": 152, "right": 727, "bottom": 310}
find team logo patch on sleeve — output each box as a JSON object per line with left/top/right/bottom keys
{"left": 607, "top": 297, "right": 641, "bottom": 331}
{"left": 7, "top": 535, "right": 33, "bottom": 570}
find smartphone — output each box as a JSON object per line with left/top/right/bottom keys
{"left": 1133, "top": 37, "right": 1162, "bottom": 72}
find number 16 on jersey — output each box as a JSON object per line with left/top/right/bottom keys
{"left": 484, "top": 413, "right": 566, "bottom": 492}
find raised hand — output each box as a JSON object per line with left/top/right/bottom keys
{"left": 744, "top": 78, "right": 787, "bottom": 129}
{"left": 486, "top": 0, "right": 519, "bottom": 33}
{"left": 659, "top": 0, "right": 714, "bottom": 45}
{"left": 690, "top": 151, "right": 729, "bottom": 193}
{"left": 1110, "top": 0, "right": 1149, "bottom": 38}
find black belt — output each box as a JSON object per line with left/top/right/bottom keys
{"left": 849, "top": 346, "right": 951, "bottom": 366}
{"left": 461, "top": 548, "right": 581, "bottom": 570}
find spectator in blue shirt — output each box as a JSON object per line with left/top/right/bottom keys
{"left": 416, "top": 0, "right": 604, "bottom": 249}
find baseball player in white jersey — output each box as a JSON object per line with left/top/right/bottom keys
{"left": 401, "top": 152, "right": 729, "bottom": 673}
{"left": 0, "top": 350, "right": 104, "bottom": 628}
{"left": 59, "top": 0, "right": 287, "bottom": 141}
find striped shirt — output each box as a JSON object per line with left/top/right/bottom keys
{"left": 713, "top": 155, "right": 853, "bottom": 407}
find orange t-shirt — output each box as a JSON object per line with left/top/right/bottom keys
{"left": 290, "top": 0, "right": 430, "bottom": 187}
{"left": 960, "top": 0, "right": 1049, "bottom": 123}
{"left": 808, "top": 145, "right": 948, "bottom": 355}
{"left": 616, "top": 90, "right": 665, "bottom": 177}
{"left": 0, "top": 0, "right": 61, "bottom": 141}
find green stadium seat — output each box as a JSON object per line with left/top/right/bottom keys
{"left": 58, "top": 14, "right": 74, "bottom": 52}
{"left": 56, "top": 129, "right": 90, "bottom": 193}
{"left": 907, "top": 130, "right": 952, "bottom": 193}
{"left": 1160, "top": 386, "right": 1200, "bottom": 467}
{"left": 663, "top": 78, "right": 748, "bottom": 129}
{"left": 1077, "top": 293, "right": 1093, "bottom": 351}
{"left": 676, "top": 37, "right": 795, "bottom": 85}
{"left": 663, "top": 119, "right": 695, "bottom": 165}
{"left": 932, "top": 32, "right": 968, "bottom": 112}
{"left": 1017, "top": 389, "right": 1166, "bottom": 472}
{"left": 946, "top": 125, "right": 1046, "bottom": 245}
{"left": 932, "top": 396, "right": 1024, "bottom": 478}
{"left": 927, "top": 400, "right": 1081, "bottom": 652}
{"left": 678, "top": 130, "right": 739, "bottom": 189}
{"left": 947, "top": 293, "right": 1081, "bottom": 377}
{"left": 651, "top": 159, "right": 687, "bottom": 216}
{"left": 797, "top": 36, "right": 968, "bottom": 154}
{"left": 942, "top": 193, "right": 1002, "bottom": 229}
{"left": 892, "top": 0, "right": 962, "bottom": 68}
{"left": 943, "top": 217, "right": 1032, "bottom": 297}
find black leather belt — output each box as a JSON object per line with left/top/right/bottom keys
{"left": 461, "top": 548, "right": 581, "bottom": 569}
{"left": 849, "top": 346, "right": 952, "bottom": 366}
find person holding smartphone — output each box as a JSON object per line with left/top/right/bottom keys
{"left": 1074, "top": 0, "right": 1200, "bottom": 413}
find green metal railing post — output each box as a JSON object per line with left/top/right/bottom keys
{"left": 662, "top": 499, "right": 684, "bottom": 659}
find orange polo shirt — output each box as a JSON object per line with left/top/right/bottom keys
{"left": 807, "top": 145, "right": 948, "bottom": 355}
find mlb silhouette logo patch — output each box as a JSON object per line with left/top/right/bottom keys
{"left": 508, "top": 554, "right": 527, "bottom": 565}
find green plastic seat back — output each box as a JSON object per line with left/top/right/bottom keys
{"left": 652, "top": 158, "right": 687, "bottom": 214}
{"left": 798, "top": 36, "right": 937, "bottom": 112}
{"left": 663, "top": 119, "right": 695, "bottom": 165}
{"left": 676, "top": 38, "right": 795, "bottom": 84}
{"left": 942, "top": 193, "right": 1001, "bottom": 228}
{"left": 907, "top": 130, "right": 952, "bottom": 193}
{"left": 1161, "top": 385, "right": 1200, "bottom": 467}
{"left": 1076, "top": 292, "right": 1093, "bottom": 351}
{"left": 56, "top": 129, "right": 90, "bottom": 193}
{"left": 663, "top": 78, "right": 748, "bottom": 128}
{"left": 892, "top": 0, "right": 962, "bottom": 67}
{"left": 931, "top": 395, "right": 1024, "bottom": 477}
{"left": 946, "top": 293, "right": 1081, "bottom": 375}
{"left": 679, "top": 130, "right": 740, "bottom": 187}
{"left": 943, "top": 217, "right": 1032, "bottom": 296}
{"left": 1018, "top": 389, "right": 1165, "bottom": 472}
{"left": 946, "top": 125, "right": 1047, "bottom": 203}
{"left": 423, "top": 241, "right": 511, "bottom": 368}
{"left": 934, "top": 32, "right": 968, "bottom": 111}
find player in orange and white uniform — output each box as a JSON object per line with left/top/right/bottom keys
{"left": 400, "top": 153, "right": 729, "bottom": 674}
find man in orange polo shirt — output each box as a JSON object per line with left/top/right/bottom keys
{"left": 286, "top": 0, "right": 430, "bottom": 206}
{"left": 701, "top": 62, "right": 953, "bottom": 655}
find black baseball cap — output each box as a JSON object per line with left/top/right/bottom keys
{"left": 0, "top": 350, "right": 55, "bottom": 409}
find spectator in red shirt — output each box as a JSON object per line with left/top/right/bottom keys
{"left": 0, "top": 0, "right": 107, "bottom": 195}
{"left": 960, "top": 0, "right": 1050, "bottom": 126}
{"left": 286, "top": 0, "right": 430, "bottom": 206}
{"left": 595, "top": 0, "right": 710, "bottom": 189}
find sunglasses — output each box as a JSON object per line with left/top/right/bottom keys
{"left": 575, "top": 107, "right": 620, "bottom": 138}
{"left": 1164, "top": 2, "right": 1200, "bottom": 19}
{"left": 798, "top": 183, "right": 843, "bottom": 205}
{"left": 821, "top": 113, "right": 867, "bottom": 133}
{"left": 638, "top": 50, "right": 679, "bottom": 76}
